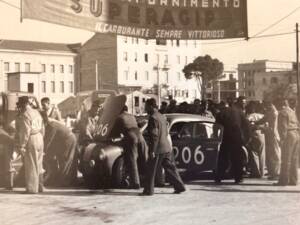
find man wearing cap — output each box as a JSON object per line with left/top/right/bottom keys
{"left": 141, "top": 98, "right": 185, "bottom": 196}
{"left": 14, "top": 96, "right": 44, "bottom": 193}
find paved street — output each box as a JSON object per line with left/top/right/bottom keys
{"left": 1, "top": 176, "right": 300, "bottom": 225}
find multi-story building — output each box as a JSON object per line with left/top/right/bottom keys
{"left": 238, "top": 60, "right": 294, "bottom": 100}
{"left": 0, "top": 40, "right": 79, "bottom": 104}
{"left": 206, "top": 69, "right": 239, "bottom": 102}
{"left": 252, "top": 70, "right": 296, "bottom": 100}
{"left": 79, "top": 34, "right": 202, "bottom": 104}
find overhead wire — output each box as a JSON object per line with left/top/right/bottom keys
{"left": 251, "top": 5, "right": 300, "bottom": 38}
{"left": 0, "top": 0, "right": 19, "bottom": 10}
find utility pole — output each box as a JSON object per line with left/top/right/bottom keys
{"left": 95, "top": 60, "right": 99, "bottom": 91}
{"left": 296, "top": 23, "right": 300, "bottom": 101}
{"left": 153, "top": 63, "right": 169, "bottom": 107}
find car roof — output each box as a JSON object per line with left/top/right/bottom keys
{"left": 165, "top": 113, "right": 215, "bottom": 124}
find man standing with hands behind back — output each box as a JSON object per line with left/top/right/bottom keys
{"left": 141, "top": 98, "right": 185, "bottom": 196}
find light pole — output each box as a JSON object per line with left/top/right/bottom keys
{"left": 153, "top": 63, "right": 169, "bottom": 107}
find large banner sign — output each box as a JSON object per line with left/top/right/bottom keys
{"left": 22, "top": 0, "right": 248, "bottom": 40}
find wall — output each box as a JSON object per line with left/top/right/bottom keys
{"left": 79, "top": 33, "right": 118, "bottom": 92}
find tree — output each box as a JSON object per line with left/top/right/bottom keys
{"left": 182, "top": 54, "right": 224, "bottom": 99}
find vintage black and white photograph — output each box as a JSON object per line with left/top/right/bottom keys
{"left": 0, "top": 0, "right": 300, "bottom": 224}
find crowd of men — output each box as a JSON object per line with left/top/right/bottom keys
{"left": 0, "top": 93, "right": 299, "bottom": 195}
{"left": 159, "top": 96, "right": 300, "bottom": 186}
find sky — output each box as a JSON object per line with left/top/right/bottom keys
{"left": 0, "top": 0, "right": 300, "bottom": 70}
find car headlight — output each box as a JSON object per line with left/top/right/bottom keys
{"left": 98, "top": 148, "right": 106, "bottom": 161}
{"left": 89, "top": 160, "right": 96, "bottom": 168}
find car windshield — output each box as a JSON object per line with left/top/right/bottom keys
{"left": 170, "top": 121, "right": 222, "bottom": 140}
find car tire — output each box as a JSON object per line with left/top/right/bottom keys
{"left": 112, "top": 156, "right": 129, "bottom": 188}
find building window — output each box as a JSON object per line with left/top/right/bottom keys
{"left": 156, "top": 39, "right": 167, "bottom": 45}
{"left": 69, "top": 81, "right": 74, "bottom": 93}
{"left": 124, "top": 36, "right": 128, "bottom": 43}
{"left": 176, "top": 40, "right": 180, "bottom": 46}
{"left": 51, "top": 81, "right": 55, "bottom": 93}
{"left": 134, "top": 97, "right": 139, "bottom": 107}
{"left": 51, "top": 64, "right": 55, "bottom": 73}
{"left": 194, "top": 40, "right": 197, "bottom": 48}
{"left": 41, "top": 64, "right": 46, "bottom": 73}
{"left": 177, "top": 55, "right": 180, "bottom": 64}
{"left": 229, "top": 74, "right": 234, "bottom": 80}
{"left": 145, "top": 71, "right": 149, "bottom": 81}
{"left": 134, "top": 52, "right": 138, "bottom": 62}
{"left": 41, "top": 81, "right": 46, "bottom": 93}
{"left": 124, "top": 71, "right": 129, "bottom": 80}
{"left": 25, "top": 63, "right": 30, "bottom": 72}
{"left": 15, "top": 63, "right": 20, "bottom": 72}
{"left": 185, "top": 56, "right": 188, "bottom": 65}
{"left": 144, "top": 53, "right": 148, "bottom": 62}
{"left": 134, "top": 71, "right": 138, "bottom": 80}
{"left": 164, "top": 55, "right": 168, "bottom": 64}
{"left": 177, "top": 72, "right": 181, "bottom": 81}
{"left": 165, "top": 71, "right": 169, "bottom": 83}
{"left": 123, "top": 52, "right": 128, "bottom": 61}
{"left": 145, "top": 39, "right": 148, "bottom": 45}
{"left": 60, "top": 81, "right": 64, "bottom": 93}
{"left": 135, "top": 38, "right": 139, "bottom": 44}
{"left": 156, "top": 54, "right": 160, "bottom": 64}
{"left": 27, "top": 83, "right": 34, "bottom": 93}
{"left": 60, "top": 65, "right": 64, "bottom": 73}
{"left": 69, "top": 65, "right": 73, "bottom": 73}
{"left": 4, "top": 62, "right": 9, "bottom": 71}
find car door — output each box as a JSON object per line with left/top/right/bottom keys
{"left": 171, "top": 121, "right": 223, "bottom": 173}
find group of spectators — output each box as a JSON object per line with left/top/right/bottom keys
{"left": 0, "top": 97, "right": 78, "bottom": 194}
{"left": 1, "top": 93, "right": 299, "bottom": 195}
{"left": 159, "top": 96, "right": 300, "bottom": 186}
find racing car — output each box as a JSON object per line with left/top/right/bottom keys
{"left": 79, "top": 112, "right": 223, "bottom": 188}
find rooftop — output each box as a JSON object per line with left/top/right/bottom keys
{"left": 0, "top": 39, "right": 80, "bottom": 53}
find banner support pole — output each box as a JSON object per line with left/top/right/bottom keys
{"left": 20, "top": 0, "right": 23, "bottom": 23}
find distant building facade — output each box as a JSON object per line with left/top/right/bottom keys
{"left": 252, "top": 70, "right": 296, "bottom": 101}
{"left": 0, "top": 40, "right": 78, "bottom": 104}
{"left": 79, "top": 34, "right": 202, "bottom": 103}
{"left": 206, "top": 69, "right": 239, "bottom": 102}
{"left": 238, "top": 60, "right": 294, "bottom": 100}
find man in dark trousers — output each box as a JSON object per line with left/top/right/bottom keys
{"left": 112, "top": 105, "right": 148, "bottom": 189}
{"left": 215, "top": 96, "right": 250, "bottom": 184}
{"left": 141, "top": 98, "right": 185, "bottom": 196}
{"left": 43, "top": 116, "right": 78, "bottom": 186}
